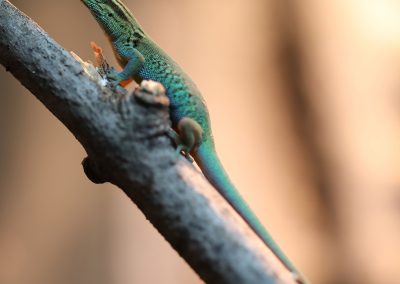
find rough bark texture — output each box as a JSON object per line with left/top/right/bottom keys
{"left": 0, "top": 1, "right": 299, "bottom": 283}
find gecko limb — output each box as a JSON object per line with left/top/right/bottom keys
{"left": 173, "top": 117, "right": 204, "bottom": 163}
{"left": 111, "top": 46, "right": 144, "bottom": 84}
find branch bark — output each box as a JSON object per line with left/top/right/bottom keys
{"left": 0, "top": 1, "right": 299, "bottom": 283}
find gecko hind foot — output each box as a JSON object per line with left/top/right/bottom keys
{"left": 168, "top": 117, "right": 204, "bottom": 163}
{"left": 168, "top": 128, "right": 194, "bottom": 163}
{"left": 177, "top": 145, "right": 194, "bottom": 163}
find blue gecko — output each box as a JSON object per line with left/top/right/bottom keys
{"left": 81, "top": 1, "right": 307, "bottom": 282}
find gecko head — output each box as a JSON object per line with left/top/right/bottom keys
{"left": 81, "top": 0, "right": 139, "bottom": 40}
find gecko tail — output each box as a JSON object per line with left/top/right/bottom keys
{"left": 192, "top": 138, "right": 301, "bottom": 278}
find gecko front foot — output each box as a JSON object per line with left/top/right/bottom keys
{"left": 105, "top": 68, "right": 123, "bottom": 86}
{"left": 90, "top": 41, "right": 130, "bottom": 92}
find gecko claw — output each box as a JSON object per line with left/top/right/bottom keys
{"left": 176, "top": 145, "right": 194, "bottom": 163}
{"left": 105, "top": 68, "right": 123, "bottom": 86}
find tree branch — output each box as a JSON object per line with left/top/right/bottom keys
{"left": 0, "top": 1, "right": 299, "bottom": 283}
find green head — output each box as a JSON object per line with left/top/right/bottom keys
{"left": 81, "top": 0, "right": 143, "bottom": 40}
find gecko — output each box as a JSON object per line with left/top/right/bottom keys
{"left": 81, "top": 1, "right": 307, "bottom": 282}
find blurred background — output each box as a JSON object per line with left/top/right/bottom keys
{"left": 1, "top": 0, "right": 400, "bottom": 283}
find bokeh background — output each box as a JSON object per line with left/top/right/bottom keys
{"left": 1, "top": 0, "right": 400, "bottom": 283}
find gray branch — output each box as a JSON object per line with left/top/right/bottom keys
{"left": 0, "top": 1, "right": 300, "bottom": 283}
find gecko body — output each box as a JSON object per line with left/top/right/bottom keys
{"left": 81, "top": 1, "right": 306, "bottom": 282}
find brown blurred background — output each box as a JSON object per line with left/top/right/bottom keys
{"left": 1, "top": 0, "right": 400, "bottom": 283}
